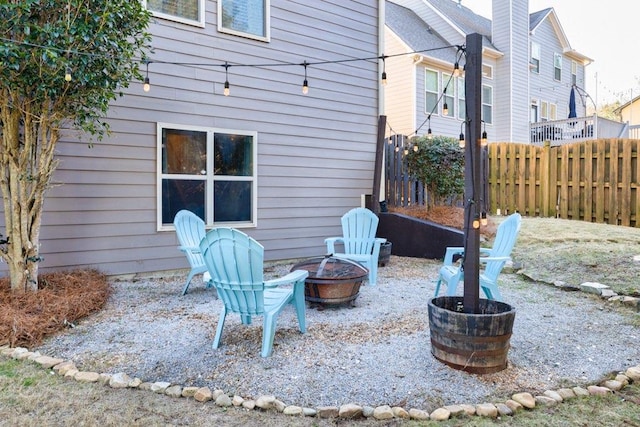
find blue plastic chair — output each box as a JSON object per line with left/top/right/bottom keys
{"left": 434, "top": 213, "right": 522, "bottom": 301}
{"left": 199, "top": 227, "right": 308, "bottom": 357}
{"left": 325, "top": 207, "right": 386, "bottom": 286}
{"left": 173, "top": 210, "right": 209, "bottom": 295}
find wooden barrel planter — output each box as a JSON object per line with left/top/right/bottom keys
{"left": 427, "top": 296, "right": 516, "bottom": 374}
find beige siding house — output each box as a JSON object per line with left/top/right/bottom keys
{"left": 384, "top": 0, "right": 591, "bottom": 144}
{"left": 6, "top": 1, "right": 384, "bottom": 277}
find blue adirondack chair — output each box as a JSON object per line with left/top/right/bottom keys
{"left": 325, "top": 207, "right": 387, "bottom": 286}
{"left": 199, "top": 227, "right": 308, "bottom": 357}
{"left": 434, "top": 213, "right": 522, "bottom": 301}
{"left": 173, "top": 210, "right": 210, "bottom": 296}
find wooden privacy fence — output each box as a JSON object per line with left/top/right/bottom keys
{"left": 385, "top": 134, "right": 427, "bottom": 207}
{"left": 488, "top": 139, "right": 640, "bottom": 227}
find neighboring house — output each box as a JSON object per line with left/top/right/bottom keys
{"left": 8, "top": 1, "right": 383, "bottom": 276}
{"left": 614, "top": 95, "right": 640, "bottom": 139}
{"left": 384, "top": 0, "right": 592, "bottom": 144}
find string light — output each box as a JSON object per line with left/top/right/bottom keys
{"left": 481, "top": 211, "right": 488, "bottom": 226}
{"left": 64, "top": 66, "right": 72, "bottom": 82}
{"left": 453, "top": 61, "right": 461, "bottom": 77}
{"left": 223, "top": 62, "right": 230, "bottom": 96}
{"left": 472, "top": 213, "right": 480, "bottom": 229}
{"left": 302, "top": 60, "right": 309, "bottom": 95}
{"left": 481, "top": 120, "right": 487, "bottom": 146}
{"left": 381, "top": 55, "right": 387, "bottom": 86}
{"left": 143, "top": 61, "right": 150, "bottom": 92}
{"left": 459, "top": 120, "right": 466, "bottom": 149}
{"left": 443, "top": 88, "right": 449, "bottom": 116}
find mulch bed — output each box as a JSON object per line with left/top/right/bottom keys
{"left": 0, "top": 269, "right": 111, "bottom": 348}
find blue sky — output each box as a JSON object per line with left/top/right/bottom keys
{"left": 469, "top": 0, "right": 637, "bottom": 107}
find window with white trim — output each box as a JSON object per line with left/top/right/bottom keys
{"left": 482, "top": 64, "right": 493, "bottom": 79}
{"left": 425, "top": 69, "right": 439, "bottom": 114}
{"left": 549, "top": 103, "right": 557, "bottom": 120}
{"left": 571, "top": 61, "right": 577, "bottom": 85}
{"left": 554, "top": 53, "right": 562, "bottom": 81}
{"left": 219, "top": 0, "right": 270, "bottom": 41}
{"left": 457, "top": 77, "right": 466, "bottom": 120}
{"left": 531, "top": 42, "right": 540, "bottom": 73}
{"left": 442, "top": 73, "right": 454, "bottom": 117}
{"left": 157, "top": 124, "right": 257, "bottom": 229}
{"left": 541, "top": 101, "right": 548, "bottom": 121}
{"left": 146, "top": 0, "right": 204, "bottom": 26}
{"left": 482, "top": 85, "right": 493, "bottom": 125}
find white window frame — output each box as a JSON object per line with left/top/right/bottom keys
{"left": 424, "top": 68, "right": 439, "bottom": 115}
{"left": 482, "top": 84, "right": 493, "bottom": 125}
{"left": 571, "top": 61, "right": 578, "bottom": 85}
{"left": 549, "top": 103, "right": 557, "bottom": 121}
{"left": 457, "top": 77, "right": 466, "bottom": 120}
{"left": 218, "top": 0, "right": 271, "bottom": 42}
{"left": 482, "top": 64, "right": 493, "bottom": 79}
{"left": 540, "top": 101, "right": 549, "bottom": 121}
{"left": 554, "top": 53, "right": 563, "bottom": 81}
{"left": 156, "top": 123, "right": 258, "bottom": 231}
{"left": 531, "top": 42, "right": 540, "bottom": 73}
{"left": 144, "top": 0, "right": 205, "bottom": 28}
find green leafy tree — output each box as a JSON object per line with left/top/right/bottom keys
{"left": 0, "top": 1, "right": 151, "bottom": 292}
{"left": 406, "top": 135, "right": 464, "bottom": 209}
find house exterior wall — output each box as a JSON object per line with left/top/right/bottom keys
{"left": 5, "top": 0, "right": 381, "bottom": 277}
{"left": 384, "top": 29, "right": 417, "bottom": 136}
{"left": 619, "top": 101, "right": 640, "bottom": 126}
{"left": 492, "top": 0, "right": 530, "bottom": 143}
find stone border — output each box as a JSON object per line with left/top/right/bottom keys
{"left": 1, "top": 345, "right": 638, "bottom": 422}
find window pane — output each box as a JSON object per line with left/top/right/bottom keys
{"left": 214, "top": 180, "right": 252, "bottom": 222}
{"left": 457, "top": 78, "right": 465, "bottom": 120}
{"left": 162, "top": 129, "right": 207, "bottom": 175}
{"left": 214, "top": 133, "right": 253, "bottom": 176}
{"left": 161, "top": 179, "right": 205, "bottom": 224}
{"left": 425, "top": 70, "right": 437, "bottom": 92}
{"left": 221, "top": 0, "right": 266, "bottom": 37}
{"left": 148, "top": 0, "right": 199, "bottom": 21}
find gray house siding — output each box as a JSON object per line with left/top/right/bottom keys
{"left": 4, "top": 0, "right": 381, "bottom": 277}
{"left": 492, "top": 0, "right": 530, "bottom": 142}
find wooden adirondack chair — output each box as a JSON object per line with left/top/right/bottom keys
{"left": 174, "top": 210, "right": 209, "bottom": 296}
{"left": 325, "top": 207, "right": 387, "bottom": 286}
{"left": 434, "top": 213, "right": 522, "bottom": 301}
{"left": 199, "top": 227, "right": 308, "bottom": 357}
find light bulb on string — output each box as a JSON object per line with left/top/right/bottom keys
{"left": 64, "top": 66, "right": 72, "bottom": 82}
{"left": 302, "top": 61, "right": 309, "bottom": 94}
{"left": 481, "top": 120, "right": 488, "bottom": 146}
{"left": 442, "top": 88, "right": 448, "bottom": 116}
{"left": 413, "top": 143, "right": 418, "bottom": 152}
{"left": 453, "top": 62, "right": 460, "bottom": 77}
{"left": 143, "top": 60, "right": 150, "bottom": 92}
{"left": 223, "top": 62, "right": 230, "bottom": 96}
{"left": 427, "top": 115, "right": 432, "bottom": 140}
{"left": 459, "top": 120, "right": 465, "bottom": 149}
{"left": 481, "top": 211, "right": 488, "bottom": 226}
{"left": 472, "top": 213, "right": 480, "bottom": 229}
{"left": 381, "top": 55, "right": 387, "bottom": 86}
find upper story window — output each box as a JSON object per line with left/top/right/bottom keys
{"left": 482, "top": 85, "right": 493, "bottom": 125}
{"left": 571, "top": 61, "right": 578, "bottom": 85}
{"left": 146, "top": 0, "right": 204, "bottom": 27}
{"left": 219, "top": 0, "right": 270, "bottom": 42}
{"left": 425, "top": 69, "right": 439, "bottom": 114}
{"left": 531, "top": 42, "right": 541, "bottom": 73}
{"left": 457, "top": 77, "right": 466, "bottom": 120}
{"left": 482, "top": 64, "right": 493, "bottom": 79}
{"left": 442, "top": 74, "right": 455, "bottom": 117}
{"left": 554, "top": 53, "right": 563, "bottom": 81}
{"left": 157, "top": 123, "right": 258, "bottom": 230}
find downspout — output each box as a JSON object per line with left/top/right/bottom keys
{"left": 376, "top": 0, "right": 386, "bottom": 210}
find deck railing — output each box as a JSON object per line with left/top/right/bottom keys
{"left": 530, "top": 115, "right": 627, "bottom": 145}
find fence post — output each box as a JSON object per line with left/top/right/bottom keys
{"left": 540, "top": 141, "right": 551, "bottom": 217}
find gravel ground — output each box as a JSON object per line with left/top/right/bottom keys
{"left": 34, "top": 256, "right": 639, "bottom": 412}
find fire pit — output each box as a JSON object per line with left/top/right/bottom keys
{"left": 291, "top": 255, "right": 368, "bottom": 306}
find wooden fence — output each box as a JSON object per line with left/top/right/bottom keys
{"left": 385, "top": 137, "right": 640, "bottom": 228}
{"left": 488, "top": 139, "right": 640, "bottom": 227}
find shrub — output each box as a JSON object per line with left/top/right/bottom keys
{"left": 406, "top": 135, "right": 464, "bottom": 208}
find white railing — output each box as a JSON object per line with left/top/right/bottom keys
{"left": 530, "top": 115, "right": 628, "bottom": 145}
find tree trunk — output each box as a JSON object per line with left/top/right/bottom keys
{"left": 0, "top": 91, "right": 58, "bottom": 292}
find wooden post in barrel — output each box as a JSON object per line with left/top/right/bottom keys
{"left": 462, "top": 32, "right": 483, "bottom": 314}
